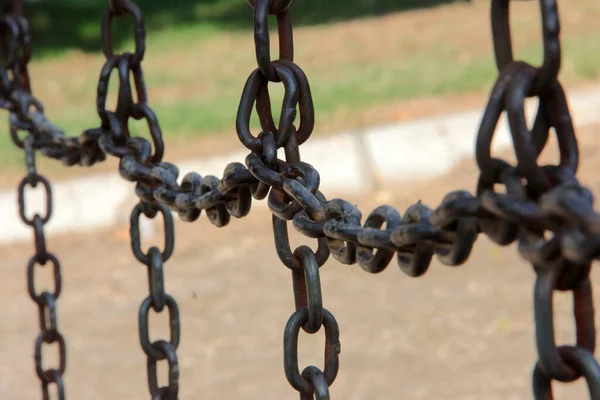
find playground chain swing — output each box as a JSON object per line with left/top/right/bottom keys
{"left": 2, "top": 0, "right": 600, "bottom": 398}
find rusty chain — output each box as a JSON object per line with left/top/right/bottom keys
{"left": 1, "top": 5, "right": 68, "bottom": 399}
{"left": 2, "top": 0, "right": 600, "bottom": 398}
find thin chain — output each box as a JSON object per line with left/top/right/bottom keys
{"left": 2, "top": 0, "right": 600, "bottom": 398}
{"left": 0, "top": 3, "right": 68, "bottom": 398}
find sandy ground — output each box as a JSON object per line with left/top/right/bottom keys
{"left": 2, "top": 123, "right": 600, "bottom": 399}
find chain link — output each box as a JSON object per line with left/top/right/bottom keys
{"left": 3, "top": 0, "right": 600, "bottom": 398}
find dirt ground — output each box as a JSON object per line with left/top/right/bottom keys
{"left": 2, "top": 123, "right": 600, "bottom": 399}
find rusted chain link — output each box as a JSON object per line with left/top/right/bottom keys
{"left": 3, "top": 0, "right": 600, "bottom": 398}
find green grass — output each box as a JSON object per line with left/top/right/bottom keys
{"left": 2, "top": 0, "right": 600, "bottom": 172}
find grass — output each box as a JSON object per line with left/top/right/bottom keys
{"left": 1, "top": 0, "right": 600, "bottom": 174}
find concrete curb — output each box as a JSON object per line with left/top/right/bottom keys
{"left": 2, "top": 87, "right": 600, "bottom": 244}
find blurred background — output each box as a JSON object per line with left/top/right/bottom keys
{"left": 2, "top": 0, "right": 600, "bottom": 398}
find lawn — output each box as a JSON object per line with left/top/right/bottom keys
{"left": 1, "top": 0, "right": 600, "bottom": 174}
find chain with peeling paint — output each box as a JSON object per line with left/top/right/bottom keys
{"left": 2, "top": 0, "right": 600, "bottom": 398}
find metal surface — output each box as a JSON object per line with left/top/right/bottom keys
{"left": 1, "top": 0, "right": 599, "bottom": 398}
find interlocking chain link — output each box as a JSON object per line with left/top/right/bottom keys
{"left": 3, "top": 0, "right": 600, "bottom": 398}
{"left": 95, "top": 1, "right": 182, "bottom": 397}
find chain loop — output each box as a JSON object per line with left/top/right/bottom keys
{"left": 101, "top": 0, "right": 145, "bottom": 66}
{"left": 491, "top": 0, "right": 560, "bottom": 93}
{"left": 252, "top": 0, "right": 293, "bottom": 81}
{"left": 130, "top": 202, "right": 175, "bottom": 264}
{"left": 292, "top": 246, "right": 324, "bottom": 334}
{"left": 534, "top": 262, "right": 595, "bottom": 382}
{"left": 18, "top": 174, "right": 52, "bottom": 226}
{"left": 284, "top": 307, "right": 341, "bottom": 395}
{"left": 146, "top": 340, "right": 180, "bottom": 399}
{"left": 533, "top": 346, "right": 600, "bottom": 399}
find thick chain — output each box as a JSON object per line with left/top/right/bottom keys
{"left": 242, "top": 1, "right": 341, "bottom": 397}
{"left": 3, "top": 0, "right": 600, "bottom": 398}
{"left": 481, "top": 1, "right": 600, "bottom": 397}
{"left": 96, "top": 1, "right": 182, "bottom": 397}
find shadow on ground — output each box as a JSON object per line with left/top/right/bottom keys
{"left": 17, "top": 0, "right": 471, "bottom": 56}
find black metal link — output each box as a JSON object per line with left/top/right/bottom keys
{"left": 101, "top": 0, "right": 145, "bottom": 66}
{"left": 534, "top": 263, "right": 595, "bottom": 382}
{"left": 533, "top": 346, "right": 600, "bottom": 399}
{"left": 40, "top": 369, "right": 65, "bottom": 400}
{"left": 301, "top": 366, "right": 331, "bottom": 400}
{"left": 292, "top": 246, "right": 324, "bottom": 334}
{"left": 34, "top": 330, "right": 67, "bottom": 383}
{"left": 146, "top": 340, "right": 179, "bottom": 400}
{"left": 138, "top": 294, "right": 181, "bottom": 361}
{"left": 491, "top": 0, "right": 561, "bottom": 93}
{"left": 284, "top": 307, "right": 341, "bottom": 395}
{"left": 130, "top": 202, "right": 175, "bottom": 265}
{"left": 18, "top": 174, "right": 52, "bottom": 226}
{"left": 236, "top": 65, "right": 299, "bottom": 151}
{"left": 38, "top": 292, "right": 58, "bottom": 332}
{"left": 252, "top": 0, "right": 293, "bottom": 81}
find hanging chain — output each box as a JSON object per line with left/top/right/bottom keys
{"left": 21, "top": 136, "right": 67, "bottom": 400}
{"left": 3, "top": 0, "right": 600, "bottom": 398}
{"left": 130, "top": 201, "right": 180, "bottom": 399}
{"left": 241, "top": 1, "right": 342, "bottom": 397}
{"left": 1, "top": 3, "right": 67, "bottom": 397}
{"left": 481, "top": 1, "right": 600, "bottom": 397}
{"left": 95, "top": 0, "right": 183, "bottom": 397}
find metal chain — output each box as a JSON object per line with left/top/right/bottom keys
{"left": 130, "top": 201, "right": 180, "bottom": 399}
{"left": 20, "top": 137, "right": 67, "bottom": 400}
{"left": 242, "top": 1, "right": 341, "bottom": 397}
{"left": 3, "top": 0, "right": 600, "bottom": 398}
{"left": 0, "top": 4, "right": 69, "bottom": 398}
{"left": 95, "top": 1, "right": 182, "bottom": 397}
{"left": 482, "top": 1, "right": 600, "bottom": 397}
{"left": 0, "top": 1, "right": 105, "bottom": 166}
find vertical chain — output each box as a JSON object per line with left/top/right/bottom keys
{"left": 130, "top": 202, "right": 180, "bottom": 399}
{"left": 241, "top": 1, "right": 340, "bottom": 397}
{"left": 3, "top": 1, "right": 68, "bottom": 398}
{"left": 96, "top": 1, "right": 181, "bottom": 397}
{"left": 481, "top": 1, "right": 600, "bottom": 397}
{"left": 20, "top": 127, "right": 67, "bottom": 400}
